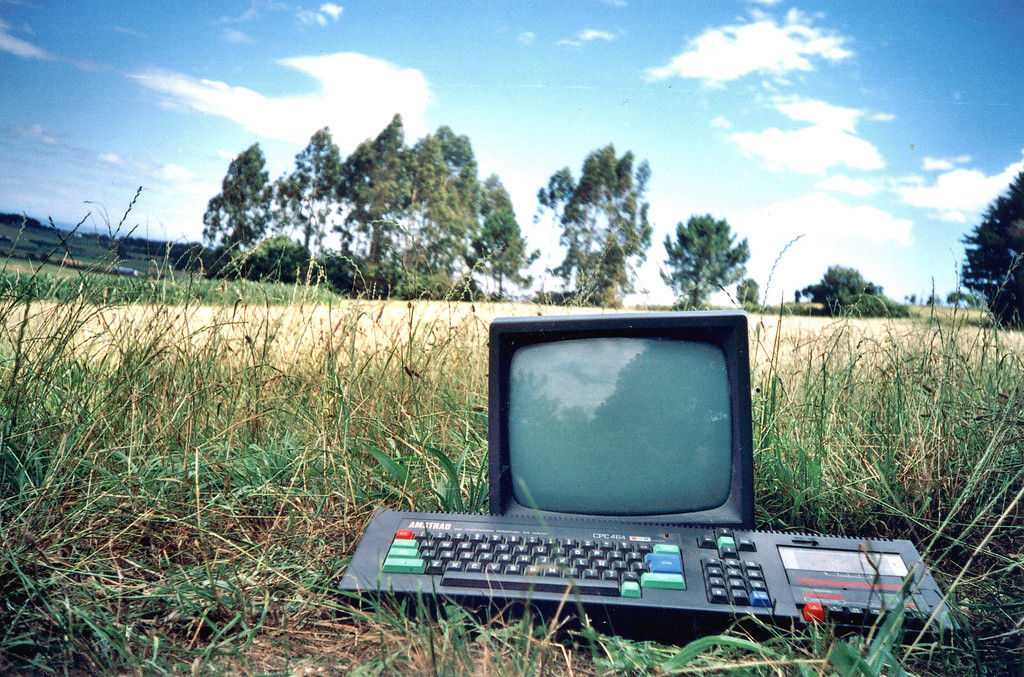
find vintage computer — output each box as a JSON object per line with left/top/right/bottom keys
{"left": 339, "top": 311, "right": 954, "bottom": 641}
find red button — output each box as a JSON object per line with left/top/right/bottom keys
{"left": 396, "top": 529, "right": 415, "bottom": 540}
{"left": 802, "top": 602, "right": 826, "bottom": 623}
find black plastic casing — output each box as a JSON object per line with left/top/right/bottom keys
{"left": 487, "top": 310, "right": 755, "bottom": 529}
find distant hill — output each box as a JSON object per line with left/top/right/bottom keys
{"left": 0, "top": 212, "right": 203, "bottom": 275}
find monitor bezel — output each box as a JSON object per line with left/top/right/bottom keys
{"left": 488, "top": 310, "right": 755, "bottom": 528}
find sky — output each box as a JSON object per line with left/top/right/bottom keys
{"left": 2, "top": 1, "right": 1023, "bottom": 306}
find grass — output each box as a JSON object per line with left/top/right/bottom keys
{"left": 0, "top": 270, "right": 1022, "bottom": 675}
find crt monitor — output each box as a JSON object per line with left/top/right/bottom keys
{"left": 488, "top": 311, "right": 754, "bottom": 528}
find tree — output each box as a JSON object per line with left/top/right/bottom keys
{"left": 661, "top": 214, "right": 749, "bottom": 308}
{"left": 481, "top": 173, "right": 514, "bottom": 218}
{"left": 802, "top": 265, "right": 881, "bottom": 308}
{"left": 273, "top": 127, "right": 342, "bottom": 256}
{"left": 946, "top": 290, "right": 983, "bottom": 308}
{"left": 470, "top": 206, "right": 539, "bottom": 296}
{"left": 962, "top": 169, "right": 1024, "bottom": 327}
{"left": 544, "top": 145, "right": 653, "bottom": 306}
{"left": 237, "top": 234, "right": 311, "bottom": 283}
{"left": 203, "top": 143, "right": 271, "bottom": 250}
{"left": 404, "top": 126, "right": 481, "bottom": 278}
{"left": 802, "top": 266, "right": 909, "bottom": 317}
{"left": 339, "top": 114, "right": 411, "bottom": 293}
{"left": 468, "top": 175, "right": 538, "bottom": 296}
{"left": 736, "top": 278, "right": 760, "bottom": 307}
{"left": 535, "top": 167, "right": 575, "bottom": 293}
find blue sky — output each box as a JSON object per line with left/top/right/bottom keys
{"left": 2, "top": 1, "right": 1023, "bottom": 304}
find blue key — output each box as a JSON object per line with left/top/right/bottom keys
{"left": 644, "top": 553, "right": 683, "bottom": 575}
{"left": 750, "top": 590, "right": 771, "bottom": 608}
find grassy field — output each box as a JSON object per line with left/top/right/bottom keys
{"left": 1, "top": 281, "right": 1023, "bottom": 675}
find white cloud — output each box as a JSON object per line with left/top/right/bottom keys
{"left": 732, "top": 192, "right": 913, "bottom": 299}
{"left": 731, "top": 97, "right": 883, "bottom": 175}
{"left": 320, "top": 3, "right": 343, "bottom": 20}
{"left": 559, "top": 28, "right": 617, "bottom": 46}
{"left": 816, "top": 175, "right": 877, "bottom": 196}
{"left": 774, "top": 98, "right": 862, "bottom": 132}
{"left": 743, "top": 191, "right": 911, "bottom": 246}
{"left": 0, "top": 18, "right": 58, "bottom": 60}
{"left": 7, "top": 123, "right": 59, "bottom": 145}
{"left": 731, "top": 125, "right": 882, "bottom": 174}
{"left": 297, "top": 3, "right": 342, "bottom": 26}
{"left": 644, "top": 9, "right": 851, "bottom": 84}
{"left": 895, "top": 152, "right": 1024, "bottom": 223}
{"left": 159, "top": 163, "right": 199, "bottom": 183}
{"left": 98, "top": 152, "right": 123, "bottom": 165}
{"left": 223, "top": 28, "right": 254, "bottom": 44}
{"left": 729, "top": 191, "right": 913, "bottom": 302}
{"left": 868, "top": 112, "right": 895, "bottom": 122}
{"left": 710, "top": 115, "right": 731, "bottom": 129}
{"left": 517, "top": 31, "right": 536, "bottom": 46}
{"left": 130, "top": 52, "right": 432, "bottom": 149}
{"left": 921, "top": 155, "right": 971, "bottom": 171}
{"left": 296, "top": 9, "right": 328, "bottom": 26}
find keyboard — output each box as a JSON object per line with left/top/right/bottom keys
{"left": 339, "top": 509, "right": 955, "bottom": 643}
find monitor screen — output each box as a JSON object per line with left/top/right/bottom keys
{"left": 489, "top": 311, "right": 754, "bottom": 528}
{"left": 509, "top": 338, "right": 731, "bottom": 515}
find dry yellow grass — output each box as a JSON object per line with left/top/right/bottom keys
{"left": 6, "top": 299, "right": 1017, "bottom": 375}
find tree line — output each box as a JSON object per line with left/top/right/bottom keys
{"left": 202, "top": 115, "right": 537, "bottom": 299}
{"left": 202, "top": 115, "right": 751, "bottom": 306}
{"left": 201, "top": 113, "right": 1024, "bottom": 324}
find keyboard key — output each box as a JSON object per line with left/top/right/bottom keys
{"left": 523, "top": 563, "right": 560, "bottom": 577}
{"left": 621, "top": 581, "right": 641, "bottom": 598}
{"left": 645, "top": 553, "right": 683, "bottom": 575}
{"left": 709, "top": 586, "right": 729, "bottom": 603}
{"left": 641, "top": 573, "right": 686, "bottom": 590}
{"left": 388, "top": 545, "right": 420, "bottom": 560}
{"left": 382, "top": 556, "right": 425, "bottom": 574}
{"left": 441, "top": 571, "right": 621, "bottom": 597}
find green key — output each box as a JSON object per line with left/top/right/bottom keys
{"left": 381, "top": 556, "right": 426, "bottom": 574}
{"left": 621, "top": 581, "right": 642, "bottom": 598}
{"left": 391, "top": 538, "right": 419, "bottom": 550}
{"left": 388, "top": 545, "right": 420, "bottom": 559}
{"left": 641, "top": 572, "right": 686, "bottom": 590}
{"left": 717, "top": 535, "right": 736, "bottom": 551}
{"left": 653, "top": 544, "right": 681, "bottom": 556}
